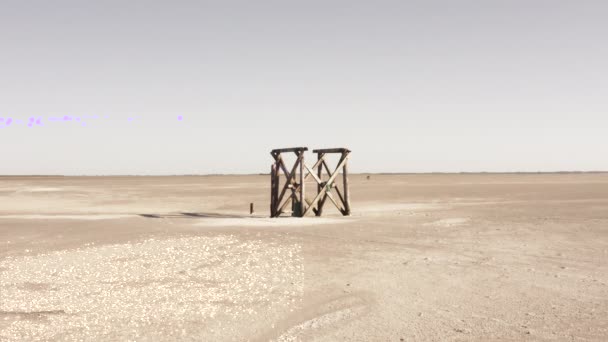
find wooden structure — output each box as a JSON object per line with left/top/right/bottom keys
{"left": 270, "top": 147, "right": 351, "bottom": 217}
{"left": 270, "top": 147, "right": 308, "bottom": 217}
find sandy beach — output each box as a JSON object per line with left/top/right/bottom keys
{"left": 1, "top": 174, "right": 607, "bottom": 341}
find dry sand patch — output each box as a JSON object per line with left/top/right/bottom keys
{"left": 0, "top": 235, "right": 303, "bottom": 341}
{"left": 425, "top": 217, "right": 470, "bottom": 227}
{"left": 0, "top": 214, "right": 132, "bottom": 220}
{"left": 1, "top": 174, "right": 607, "bottom": 340}
{"left": 195, "top": 217, "right": 351, "bottom": 228}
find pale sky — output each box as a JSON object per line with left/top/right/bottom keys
{"left": 1, "top": 1, "right": 607, "bottom": 175}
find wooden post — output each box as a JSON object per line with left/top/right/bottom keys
{"left": 250, "top": 202, "right": 254, "bottom": 215}
{"left": 299, "top": 151, "right": 305, "bottom": 217}
{"left": 342, "top": 152, "right": 351, "bottom": 215}
{"left": 316, "top": 152, "right": 323, "bottom": 216}
{"left": 270, "top": 163, "right": 277, "bottom": 217}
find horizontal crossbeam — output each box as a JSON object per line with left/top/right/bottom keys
{"left": 313, "top": 148, "right": 351, "bottom": 154}
{"left": 272, "top": 147, "right": 308, "bottom": 154}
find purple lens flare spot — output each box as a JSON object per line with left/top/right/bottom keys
{"left": 0, "top": 114, "right": 189, "bottom": 127}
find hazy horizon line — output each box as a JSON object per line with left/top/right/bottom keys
{"left": 1, "top": 171, "right": 607, "bottom": 177}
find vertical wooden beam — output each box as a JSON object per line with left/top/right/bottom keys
{"left": 299, "top": 151, "right": 305, "bottom": 217}
{"left": 270, "top": 163, "right": 277, "bottom": 217}
{"left": 276, "top": 159, "right": 283, "bottom": 216}
{"left": 270, "top": 164, "right": 274, "bottom": 217}
{"left": 270, "top": 151, "right": 280, "bottom": 217}
{"left": 316, "top": 152, "right": 324, "bottom": 216}
{"left": 342, "top": 152, "right": 351, "bottom": 216}
{"left": 271, "top": 154, "right": 283, "bottom": 217}
{"left": 291, "top": 191, "right": 297, "bottom": 216}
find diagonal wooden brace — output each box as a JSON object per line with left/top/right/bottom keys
{"left": 303, "top": 154, "right": 349, "bottom": 216}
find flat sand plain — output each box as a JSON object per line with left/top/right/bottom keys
{"left": 1, "top": 174, "right": 607, "bottom": 341}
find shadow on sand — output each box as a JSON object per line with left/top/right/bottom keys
{"left": 138, "top": 212, "right": 251, "bottom": 219}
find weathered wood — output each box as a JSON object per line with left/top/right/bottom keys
{"left": 316, "top": 152, "right": 324, "bottom": 216}
{"left": 275, "top": 154, "right": 301, "bottom": 212}
{"left": 321, "top": 159, "right": 333, "bottom": 178}
{"left": 314, "top": 152, "right": 349, "bottom": 216}
{"left": 270, "top": 164, "right": 276, "bottom": 216}
{"left": 291, "top": 190, "right": 298, "bottom": 216}
{"left": 318, "top": 192, "right": 328, "bottom": 215}
{"left": 278, "top": 193, "right": 293, "bottom": 214}
{"left": 304, "top": 163, "right": 322, "bottom": 186}
{"left": 271, "top": 147, "right": 308, "bottom": 154}
{"left": 333, "top": 183, "right": 346, "bottom": 211}
{"left": 342, "top": 153, "right": 351, "bottom": 215}
{"left": 271, "top": 162, "right": 282, "bottom": 217}
{"left": 312, "top": 148, "right": 351, "bottom": 154}
{"left": 299, "top": 151, "right": 305, "bottom": 216}
{"left": 270, "top": 147, "right": 350, "bottom": 217}
{"left": 303, "top": 155, "right": 349, "bottom": 216}
{"left": 277, "top": 157, "right": 291, "bottom": 178}
{"left": 325, "top": 192, "right": 344, "bottom": 214}
{"left": 303, "top": 155, "right": 325, "bottom": 182}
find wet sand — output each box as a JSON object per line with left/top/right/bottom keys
{"left": 1, "top": 174, "right": 608, "bottom": 340}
